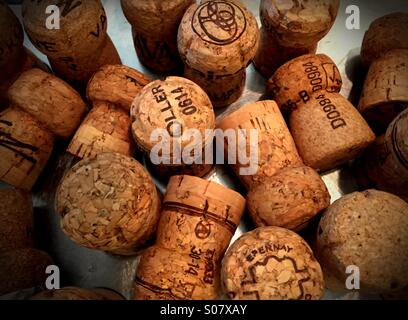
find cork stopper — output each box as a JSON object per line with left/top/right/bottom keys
{"left": 260, "top": 0, "right": 339, "bottom": 48}
{"left": 361, "top": 13, "right": 408, "bottom": 66}
{"left": 247, "top": 166, "right": 330, "bottom": 231}
{"left": 8, "top": 68, "right": 87, "bottom": 139}
{"left": 316, "top": 190, "right": 408, "bottom": 294}
{"left": 55, "top": 152, "right": 161, "bottom": 255}
{"left": 221, "top": 226, "right": 324, "bottom": 300}
{"left": 31, "top": 287, "right": 124, "bottom": 300}
{"left": 217, "top": 100, "right": 303, "bottom": 190}
{"left": 0, "top": 107, "right": 54, "bottom": 190}
{"left": 135, "top": 175, "right": 245, "bottom": 300}
{"left": 0, "top": 189, "right": 34, "bottom": 253}
{"left": 358, "top": 49, "right": 408, "bottom": 133}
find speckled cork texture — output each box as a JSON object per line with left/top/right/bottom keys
{"left": 31, "top": 287, "right": 124, "bottom": 300}
{"left": 55, "top": 153, "right": 161, "bottom": 256}
{"left": 121, "top": 0, "right": 194, "bottom": 72}
{"left": 178, "top": 0, "right": 259, "bottom": 107}
{"left": 316, "top": 190, "right": 408, "bottom": 294}
{"left": 134, "top": 175, "right": 245, "bottom": 300}
{"left": 0, "top": 189, "right": 34, "bottom": 253}
{"left": 221, "top": 226, "right": 324, "bottom": 300}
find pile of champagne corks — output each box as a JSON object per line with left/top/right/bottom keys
{"left": 1, "top": 0, "right": 408, "bottom": 300}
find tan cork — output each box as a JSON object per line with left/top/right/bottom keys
{"left": 135, "top": 175, "right": 245, "bottom": 300}
{"left": 31, "top": 287, "right": 124, "bottom": 300}
{"left": 221, "top": 226, "right": 324, "bottom": 300}
{"left": 55, "top": 152, "right": 161, "bottom": 256}
{"left": 316, "top": 190, "right": 408, "bottom": 294}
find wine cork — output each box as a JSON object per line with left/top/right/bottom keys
{"left": 55, "top": 152, "right": 161, "bottom": 256}
{"left": 8, "top": 68, "right": 87, "bottom": 139}
{"left": 0, "top": 107, "right": 54, "bottom": 190}
{"left": 131, "top": 76, "right": 215, "bottom": 179}
{"left": 178, "top": 0, "right": 259, "bottom": 107}
{"left": 0, "top": 248, "right": 53, "bottom": 296}
{"left": 121, "top": 0, "right": 194, "bottom": 72}
{"left": 358, "top": 49, "right": 408, "bottom": 133}
{"left": 135, "top": 175, "right": 245, "bottom": 300}
{"left": 22, "top": 0, "right": 120, "bottom": 87}
{"left": 247, "top": 167, "right": 330, "bottom": 231}
{"left": 356, "top": 108, "right": 408, "bottom": 202}
{"left": 31, "top": 287, "right": 124, "bottom": 300}
{"left": 221, "top": 227, "right": 324, "bottom": 300}
{"left": 316, "top": 190, "right": 408, "bottom": 294}
{"left": 361, "top": 13, "right": 408, "bottom": 67}
{"left": 254, "top": 0, "right": 339, "bottom": 78}
{"left": 0, "top": 189, "right": 34, "bottom": 253}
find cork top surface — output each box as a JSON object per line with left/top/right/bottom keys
{"left": 55, "top": 152, "right": 160, "bottom": 255}
{"left": 178, "top": 0, "right": 259, "bottom": 74}
{"left": 222, "top": 226, "right": 324, "bottom": 300}
{"left": 130, "top": 76, "right": 215, "bottom": 155}
{"left": 87, "top": 64, "right": 151, "bottom": 111}
{"left": 386, "top": 108, "right": 408, "bottom": 167}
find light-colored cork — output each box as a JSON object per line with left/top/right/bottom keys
{"left": 217, "top": 100, "right": 303, "bottom": 189}
{"left": 247, "top": 166, "right": 330, "bottom": 231}
{"left": 31, "top": 287, "right": 124, "bottom": 300}
{"left": 358, "top": 49, "right": 408, "bottom": 133}
{"left": 55, "top": 152, "right": 161, "bottom": 256}
{"left": 221, "top": 226, "right": 324, "bottom": 300}
{"left": 0, "top": 248, "right": 53, "bottom": 296}
{"left": 178, "top": 0, "right": 259, "bottom": 107}
{"left": 8, "top": 68, "right": 86, "bottom": 139}
{"left": 0, "top": 107, "right": 54, "bottom": 190}
{"left": 316, "top": 190, "right": 408, "bottom": 294}
{"left": 0, "top": 189, "right": 34, "bottom": 253}
{"left": 135, "top": 175, "right": 245, "bottom": 300}
{"left": 361, "top": 13, "right": 408, "bottom": 67}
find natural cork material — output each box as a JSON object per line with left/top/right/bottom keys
{"left": 0, "top": 189, "right": 34, "bottom": 253}
{"left": 361, "top": 13, "right": 408, "bottom": 67}
{"left": 358, "top": 49, "right": 408, "bottom": 133}
{"left": 55, "top": 153, "right": 161, "bottom": 255}
{"left": 131, "top": 76, "right": 215, "bottom": 178}
{"left": 221, "top": 226, "right": 324, "bottom": 300}
{"left": 254, "top": 0, "right": 339, "bottom": 78}
{"left": 31, "top": 287, "right": 124, "bottom": 300}
{"left": 0, "top": 248, "right": 53, "bottom": 296}
{"left": 121, "top": 0, "right": 194, "bottom": 72}
{"left": 316, "top": 190, "right": 408, "bottom": 294}
{"left": 178, "top": 0, "right": 259, "bottom": 107}
{"left": 135, "top": 175, "right": 245, "bottom": 300}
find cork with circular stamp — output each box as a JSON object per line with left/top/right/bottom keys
{"left": 316, "top": 190, "right": 408, "bottom": 294}
{"left": 254, "top": 0, "right": 339, "bottom": 78}
{"left": 221, "top": 226, "right": 324, "bottom": 300}
{"left": 135, "top": 175, "right": 245, "bottom": 300}
{"left": 22, "top": 0, "right": 121, "bottom": 88}
{"left": 268, "top": 54, "right": 375, "bottom": 171}
{"left": 178, "top": 0, "right": 259, "bottom": 107}
{"left": 358, "top": 49, "right": 408, "bottom": 134}
{"left": 131, "top": 76, "right": 215, "bottom": 179}
{"left": 121, "top": 0, "right": 194, "bottom": 73}
{"left": 55, "top": 152, "right": 161, "bottom": 256}
{"left": 68, "top": 64, "right": 150, "bottom": 159}
{"left": 31, "top": 287, "right": 124, "bottom": 300}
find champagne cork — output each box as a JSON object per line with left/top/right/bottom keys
{"left": 221, "top": 227, "right": 324, "bottom": 300}
{"left": 316, "top": 190, "right": 408, "bottom": 294}
{"left": 135, "top": 175, "right": 245, "bottom": 300}
{"left": 361, "top": 13, "right": 408, "bottom": 67}
{"left": 31, "top": 287, "right": 124, "bottom": 300}
{"left": 217, "top": 101, "right": 330, "bottom": 231}
{"left": 0, "top": 189, "right": 34, "bottom": 253}
{"left": 0, "top": 107, "right": 54, "bottom": 190}
{"left": 22, "top": 0, "right": 121, "bottom": 88}
{"left": 0, "top": 248, "right": 53, "bottom": 296}
{"left": 356, "top": 108, "right": 408, "bottom": 202}
{"left": 131, "top": 76, "right": 215, "bottom": 179}
{"left": 178, "top": 0, "right": 259, "bottom": 107}
{"left": 121, "top": 0, "right": 194, "bottom": 73}
{"left": 268, "top": 54, "right": 375, "bottom": 171}
{"left": 358, "top": 49, "right": 408, "bottom": 133}
{"left": 55, "top": 152, "right": 161, "bottom": 256}
{"left": 254, "top": 0, "right": 339, "bottom": 78}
